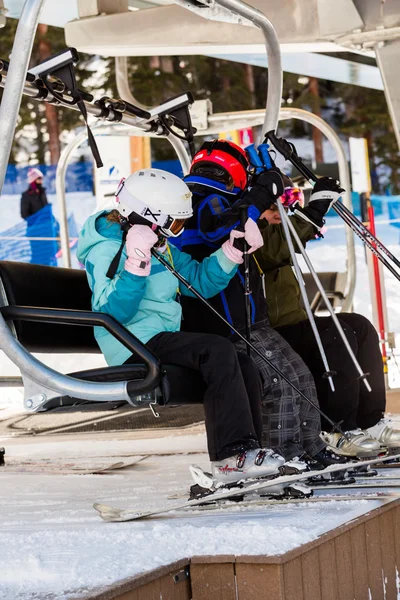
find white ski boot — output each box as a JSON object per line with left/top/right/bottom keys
{"left": 321, "top": 429, "right": 383, "bottom": 458}
{"left": 211, "top": 448, "right": 285, "bottom": 486}
{"left": 366, "top": 418, "right": 400, "bottom": 451}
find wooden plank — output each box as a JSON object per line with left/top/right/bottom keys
{"left": 190, "top": 563, "right": 235, "bottom": 600}
{"left": 282, "top": 557, "right": 303, "bottom": 600}
{"left": 113, "top": 591, "right": 139, "bottom": 600}
{"left": 301, "top": 548, "right": 321, "bottom": 600}
{"left": 379, "top": 511, "right": 398, "bottom": 600}
{"left": 137, "top": 580, "right": 160, "bottom": 600}
{"left": 318, "top": 539, "right": 338, "bottom": 600}
{"left": 350, "top": 524, "right": 369, "bottom": 600}
{"left": 235, "top": 563, "right": 283, "bottom": 600}
{"left": 334, "top": 531, "right": 354, "bottom": 600}
{"left": 159, "top": 570, "right": 191, "bottom": 600}
{"left": 393, "top": 505, "right": 400, "bottom": 573}
{"left": 365, "top": 516, "right": 383, "bottom": 599}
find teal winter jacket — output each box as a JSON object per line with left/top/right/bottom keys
{"left": 77, "top": 211, "right": 239, "bottom": 365}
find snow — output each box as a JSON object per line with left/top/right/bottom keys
{"left": 0, "top": 431, "right": 393, "bottom": 600}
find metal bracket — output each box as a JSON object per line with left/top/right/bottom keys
{"left": 22, "top": 375, "right": 59, "bottom": 412}
{"left": 149, "top": 401, "right": 160, "bottom": 418}
{"left": 173, "top": 567, "right": 190, "bottom": 584}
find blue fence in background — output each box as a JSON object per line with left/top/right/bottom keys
{"left": 2, "top": 160, "right": 184, "bottom": 196}
{"left": 0, "top": 204, "right": 78, "bottom": 266}
{"left": 2, "top": 162, "right": 94, "bottom": 195}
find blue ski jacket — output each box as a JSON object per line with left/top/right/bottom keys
{"left": 171, "top": 179, "right": 269, "bottom": 340}
{"left": 77, "top": 211, "right": 239, "bottom": 365}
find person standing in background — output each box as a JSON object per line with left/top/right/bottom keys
{"left": 20, "top": 168, "right": 48, "bottom": 220}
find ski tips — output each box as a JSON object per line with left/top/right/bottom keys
{"left": 93, "top": 503, "right": 123, "bottom": 522}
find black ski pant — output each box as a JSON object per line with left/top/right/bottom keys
{"left": 126, "top": 331, "right": 263, "bottom": 461}
{"left": 276, "top": 313, "right": 385, "bottom": 432}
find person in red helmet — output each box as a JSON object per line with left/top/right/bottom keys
{"left": 171, "top": 139, "right": 345, "bottom": 471}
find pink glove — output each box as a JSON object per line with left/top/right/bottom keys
{"left": 125, "top": 225, "right": 158, "bottom": 276}
{"left": 221, "top": 218, "right": 264, "bottom": 264}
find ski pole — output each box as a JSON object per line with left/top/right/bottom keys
{"left": 151, "top": 248, "right": 349, "bottom": 438}
{"left": 333, "top": 203, "right": 400, "bottom": 282}
{"left": 276, "top": 202, "right": 336, "bottom": 392}
{"left": 266, "top": 131, "right": 400, "bottom": 283}
{"left": 239, "top": 204, "right": 252, "bottom": 356}
{"left": 246, "top": 139, "right": 337, "bottom": 391}
{"left": 336, "top": 202, "right": 400, "bottom": 271}
{"left": 285, "top": 215, "right": 372, "bottom": 392}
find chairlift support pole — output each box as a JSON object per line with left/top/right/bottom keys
{"left": 176, "top": 0, "right": 282, "bottom": 142}
{"left": 0, "top": 0, "right": 46, "bottom": 192}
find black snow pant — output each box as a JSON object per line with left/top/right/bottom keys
{"left": 235, "top": 327, "right": 325, "bottom": 460}
{"left": 126, "top": 331, "right": 263, "bottom": 461}
{"left": 276, "top": 313, "right": 385, "bottom": 432}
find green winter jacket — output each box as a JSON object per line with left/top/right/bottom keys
{"left": 255, "top": 216, "right": 316, "bottom": 329}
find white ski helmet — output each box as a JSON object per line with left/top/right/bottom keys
{"left": 115, "top": 168, "right": 193, "bottom": 237}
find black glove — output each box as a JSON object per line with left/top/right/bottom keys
{"left": 295, "top": 176, "right": 344, "bottom": 229}
{"left": 243, "top": 168, "right": 284, "bottom": 216}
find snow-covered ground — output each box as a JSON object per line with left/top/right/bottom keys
{"left": 0, "top": 429, "right": 395, "bottom": 600}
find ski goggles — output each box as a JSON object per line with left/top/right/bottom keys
{"left": 280, "top": 186, "right": 304, "bottom": 209}
{"left": 190, "top": 163, "right": 234, "bottom": 188}
{"left": 115, "top": 178, "right": 189, "bottom": 238}
{"left": 161, "top": 217, "right": 187, "bottom": 237}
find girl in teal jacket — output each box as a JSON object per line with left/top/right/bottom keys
{"left": 77, "top": 168, "right": 285, "bottom": 485}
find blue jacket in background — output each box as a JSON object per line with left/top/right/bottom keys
{"left": 77, "top": 211, "right": 238, "bottom": 365}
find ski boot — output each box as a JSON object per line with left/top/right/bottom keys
{"left": 304, "top": 448, "right": 355, "bottom": 486}
{"left": 321, "top": 429, "right": 384, "bottom": 459}
{"left": 211, "top": 448, "right": 285, "bottom": 486}
{"left": 366, "top": 418, "right": 400, "bottom": 457}
{"left": 189, "top": 448, "right": 285, "bottom": 499}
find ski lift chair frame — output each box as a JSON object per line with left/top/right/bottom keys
{"left": 0, "top": 260, "right": 206, "bottom": 412}
{"left": 0, "top": 0, "right": 352, "bottom": 412}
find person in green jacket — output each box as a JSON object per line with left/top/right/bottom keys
{"left": 255, "top": 177, "right": 400, "bottom": 457}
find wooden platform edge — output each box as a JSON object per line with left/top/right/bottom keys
{"left": 69, "top": 498, "right": 400, "bottom": 600}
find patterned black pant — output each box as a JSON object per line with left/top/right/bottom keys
{"left": 235, "top": 327, "right": 325, "bottom": 460}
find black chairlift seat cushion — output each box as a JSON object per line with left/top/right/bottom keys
{"left": 0, "top": 261, "right": 97, "bottom": 353}
{"left": 56, "top": 363, "right": 206, "bottom": 409}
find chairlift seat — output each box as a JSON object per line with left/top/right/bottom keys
{"left": 303, "top": 271, "right": 347, "bottom": 313}
{"left": 0, "top": 261, "right": 205, "bottom": 411}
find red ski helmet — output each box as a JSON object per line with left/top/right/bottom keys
{"left": 190, "top": 139, "right": 249, "bottom": 191}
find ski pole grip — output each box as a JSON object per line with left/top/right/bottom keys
{"left": 245, "top": 144, "right": 264, "bottom": 172}
{"left": 258, "top": 144, "right": 273, "bottom": 169}
{"left": 239, "top": 204, "right": 249, "bottom": 229}
{"left": 239, "top": 205, "right": 249, "bottom": 251}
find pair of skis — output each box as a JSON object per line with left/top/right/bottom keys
{"left": 93, "top": 452, "right": 400, "bottom": 522}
